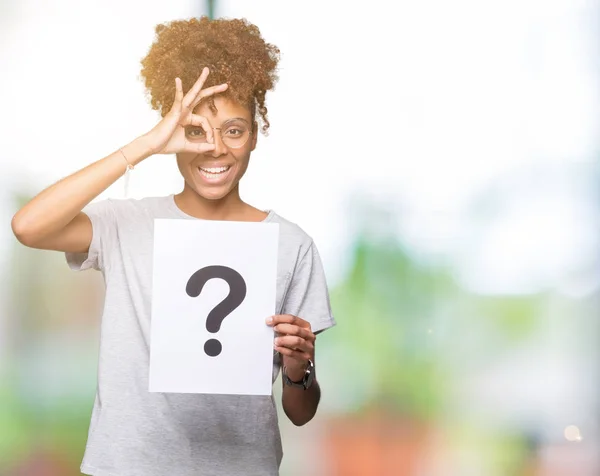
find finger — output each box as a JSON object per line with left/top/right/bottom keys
{"left": 169, "top": 77, "right": 184, "bottom": 115}
{"left": 275, "top": 336, "right": 313, "bottom": 354}
{"left": 191, "top": 83, "right": 229, "bottom": 110}
{"left": 268, "top": 314, "right": 311, "bottom": 329}
{"left": 182, "top": 67, "right": 210, "bottom": 109}
{"left": 274, "top": 346, "right": 311, "bottom": 362}
{"left": 274, "top": 323, "right": 315, "bottom": 342}
{"left": 182, "top": 114, "right": 214, "bottom": 143}
{"left": 183, "top": 141, "right": 216, "bottom": 154}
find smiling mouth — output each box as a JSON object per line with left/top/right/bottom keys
{"left": 198, "top": 165, "right": 231, "bottom": 178}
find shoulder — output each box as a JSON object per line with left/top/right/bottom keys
{"left": 268, "top": 212, "right": 315, "bottom": 261}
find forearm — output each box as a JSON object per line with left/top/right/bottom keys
{"left": 281, "top": 375, "right": 321, "bottom": 426}
{"left": 12, "top": 137, "right": 152, "bottom": 241}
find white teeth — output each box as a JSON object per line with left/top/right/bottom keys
{"left": 199, "top": 166, "right": 230, "bottom": 175}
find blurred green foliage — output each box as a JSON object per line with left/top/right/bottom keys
{"left": 321, "top": 222, "right": 544, "bottom": 422}
{"left": 322, "top": 235, "right": 451, "bottom": 420}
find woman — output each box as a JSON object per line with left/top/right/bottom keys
{"left": 11, "top": 17, "right": 335, "bottom": 476}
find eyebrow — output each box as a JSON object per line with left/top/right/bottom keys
{"left": 190, "top": 117, "right": 251, "bottom": 130}
{"left": 222, "top": 117, "right": 250, "bottom": 123}
{"left": 211, "top": 118, "right": 250, "bottom": 129}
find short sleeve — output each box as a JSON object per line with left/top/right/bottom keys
{"left": 283, "top": 241, "right": 336, "bottom": 334}
{"left": 65, "top": 199, "right": 117, "bottom": 272}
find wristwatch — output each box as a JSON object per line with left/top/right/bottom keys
{"left": 282, "top": 359, "right": 315, "bottom": 390}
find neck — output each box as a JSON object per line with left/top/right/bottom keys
{"left": 174, "top": 184, "right": 266, "bottom": 222}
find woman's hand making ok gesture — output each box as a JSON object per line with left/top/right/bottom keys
{"left": 143, "top": 67, "right": 228, "bottom": 155}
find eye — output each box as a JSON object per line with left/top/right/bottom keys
{"left": 225, "top": 128, "right": 245, "bottom": 137}
{"left": 185, "top": 127, "right": 206, "bottom": 138}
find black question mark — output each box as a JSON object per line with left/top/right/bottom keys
{"left": 186, "top": 265, "right": 247, "bottom": 357}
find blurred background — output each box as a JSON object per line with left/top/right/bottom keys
{"left": 1, "top": 0, "right": 599, "bottom": 474}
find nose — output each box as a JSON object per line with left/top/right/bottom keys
{"left": 210, "top": 128, "right": 228, "bottom": 158}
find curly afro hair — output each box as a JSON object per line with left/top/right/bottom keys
{"left": 140, "top": 16, "right": 280, "bottom": 134}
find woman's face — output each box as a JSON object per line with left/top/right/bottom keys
{"left": 176, "top": 96, "right": 257, "bottom": 201}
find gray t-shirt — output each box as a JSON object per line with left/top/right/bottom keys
{"left": 65, "top": 194, "right": 336, "bottom": 476}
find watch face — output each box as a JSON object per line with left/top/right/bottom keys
{"left": 304, "top": 364, "right": 315, "bottom": 388}
{"left": 305, "top": 372, "right": 313, "bottom": 388}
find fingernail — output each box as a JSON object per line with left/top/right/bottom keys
{"left": 266, "top": 317, "right": 273, "bottom": 324}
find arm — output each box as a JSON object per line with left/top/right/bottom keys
{"left": 11, "top": 70, "right": 226, "bottom": 253}
{"left": 11, "top": 139, "right": 152, "bottom": 252}
{"left": 267, "top": 314, "right": 320, "bottom": 426}
{"left": 281, "top": 355, "right": 321, "bottom": 426}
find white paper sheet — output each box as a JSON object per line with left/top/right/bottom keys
{"left": 149, "top": 218, "right": 279, "bottom": 395}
